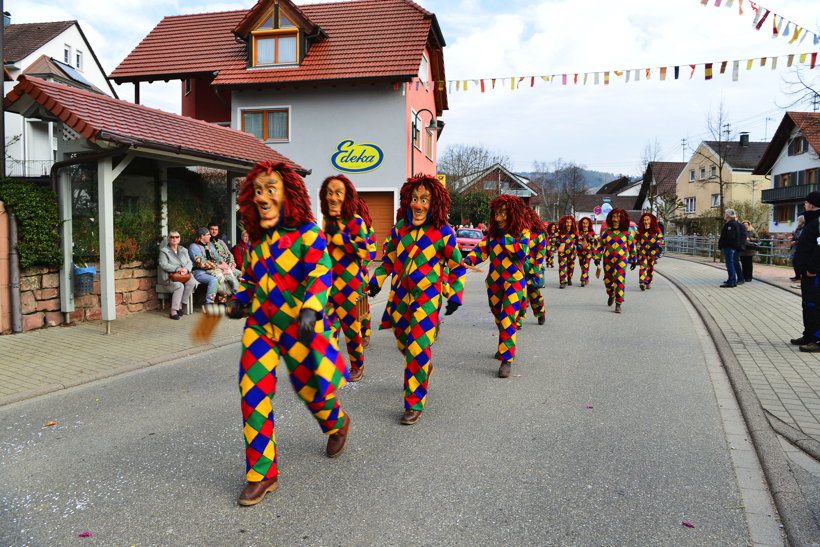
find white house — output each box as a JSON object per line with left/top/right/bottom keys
{"left": 3, "top": 19, "right": 117, "bottom": 178}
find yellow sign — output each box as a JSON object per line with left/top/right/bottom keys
{"left": 436, "top": 174, "right": 446, "bottom": 187}
{"left": 330, "top": 140, "right": 384, "bottom": 173}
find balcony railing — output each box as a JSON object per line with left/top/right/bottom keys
{"left": 5, "top": 159, "right": 54, "bottom": 178}
{"left": 761, "top": 183, "right": 819, "bottom": 204}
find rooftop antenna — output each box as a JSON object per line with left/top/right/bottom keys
{"left": 681, "top": 138, "right": 687, "bottom": 161}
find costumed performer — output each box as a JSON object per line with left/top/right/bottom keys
{"left": 556, "top": 215, "right": 579, "bottom": 288}
{"left": 356, "top": 198, "right": 378, "bottom": 349}
{"left": 320, "top": 175, "right": 375, "bottom": 382}
{"left": 202, "top": 161, "right": 351, "bottom": 506}
{"left": 463, "top": 195, "right": 530, "bottom": 379}
{"left": 593, "top": 208, "right": 637, "bottom": 314}
{"left": 636, "top": 212, "right": 664, "bottom": 291}
{"left": 516, "top": 207, "right": 547, "bottom": 326}
{"left": 368, "top": 175, "right": 466, "bottom": 425}
{"left": 544, "top": 222, "right": 558, "bottom": 268}
{"left": 576, "top": 216, "right": 598, "bottom": 287}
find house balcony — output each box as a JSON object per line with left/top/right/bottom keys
{"left": 5, "top": 159, "right": 54, "bottom": 178}
{"left": 761, "top": 183, "right": 819, "bottom": 204}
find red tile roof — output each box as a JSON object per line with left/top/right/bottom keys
{"left": 754, "top": 111, "right": 820, "bottom": 175}
{"left": 4, "top": 21, "right": 75, "bottom": 63}
{"left": 110, "top": 0, "right": 440, "bottom": 87}
{"left": 4, "top": 75, "right": 301, "bottom": 171}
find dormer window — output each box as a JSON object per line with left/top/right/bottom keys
{"left": 251, "top": 8, "right": 300, "bottom": 67}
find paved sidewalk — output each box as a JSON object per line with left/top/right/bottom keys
{"left": 657, "top": 255, "right": 820, "bottom": 449}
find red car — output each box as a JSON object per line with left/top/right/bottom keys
{"left": 455, "top": 228, "right": 484, "bottom": 254}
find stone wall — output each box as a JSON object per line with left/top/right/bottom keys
{"left": 19, "top": 260, "right": 159, "bottom": 332}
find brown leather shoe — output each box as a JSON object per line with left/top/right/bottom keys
{"left": 607, "top": 295, "right": 614, "bottom": 306}
{"left": 498, "top": 361, "right": 511, "bottom": 378}
{"left": 361, "top": 335, "right": 370, "bottom": 349}
{"left": 614, "top": 303, "right": 622, "bottom": 314}
{"left": 349, "top": 366, "right": 364, "bottom": 382}
{"left": 799, "top": 342, "right": 820, "bottom": 353}
{"left": 401, "top": 409, "right": 422, "bottom": 425}
{"left": 238, "top": 476, "right": 278, "bottom": 506}
{"left": 639, "top": 283, "right": 645, "bottom": 291}
{"left": 537, "top": 315, "right": 545, "bottom": 325}
{"left": 326, "top": 415, "right": 351, "bottom": 458}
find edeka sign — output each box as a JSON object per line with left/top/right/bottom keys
{"left": 330, "top": 140, "right": 384, "bottom": 173}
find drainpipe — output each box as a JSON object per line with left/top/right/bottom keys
{"left": 8, "top": 206, "right": 21, "bottom": 333}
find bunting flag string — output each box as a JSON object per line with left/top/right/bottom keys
{"left": 403, "top": 50, "right": 817, "bottom": 94}
{"left": 698, "top": 0, "right": 819, "bottom": 46}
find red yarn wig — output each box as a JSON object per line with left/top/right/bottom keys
{"left": 489, "top": 194, "right": 527, "bottom": 237}
{"left": 525, "top": 208, "right": 545, "bottom": 234}
{"left": 558, "top": 214, "right": 578, "bottom": 235}
{"left": 395, "top": 175, "right": 451, "bottom": 229}
{"left": 238, "top": 161, "right": 315, "bottom": 243}
{"left": 356, "top": 198, "right": 374, "bottom": 230}
{"left": 637, "top": 212, "right": 661, "bottom": 235}
{"left": 578, "top": 216, "right": 595, "bottom": 234}
{"left": 605, "top": 208, "right": 631, "bottom": 232}
{"left": 546, "top": 222, "right": 558, "bottom": 235}
{"left": 319, "top": 174, "right": 359, "bottom": 220}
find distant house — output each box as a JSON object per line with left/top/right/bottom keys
{"left": 673, "top": 134, "right": 768, "bottom": 232}
{"left": 755, "top": 112, "right": 820, "bottom": 234}
{"left": 638, "top": 161, "right": 686, "bottom": 212}
{"left": 450, "top": 163, "right": 541, "bottom": 215}
{"left": 3, "top": 20, "right": 117, "bottom": 179}
{"left": 110, "top": 0, "right": 447, "bottom": 253}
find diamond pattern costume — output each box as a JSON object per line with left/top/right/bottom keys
{"left": 360, "top": 223, "right": 377, "bottom": 341}
{"left": 594, "top": 228, "right": 637, "bottom": 305}
{"left": 517, "top": 229, "right": 546, "bottom": 325}
{"left": 373, "top": 219, "right": 466, "bottom": 410}
{"left": 577, "top": 228, "right": 599, "bottom": 285}
{"left": 324, "top": 214, "right": 375, "bottom": 375}
{"left": 544, "top": 226, "right": 558, "bottom": 268}
{"left": 636, "top": 218, "right": 664, "bottom": 288}
{"left": 556, "top": 231, "right": 579, "bottom": 285}
{"left": 464, "top": 231, "right": 530, "bottom": 363}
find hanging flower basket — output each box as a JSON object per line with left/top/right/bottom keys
{"left": 73, "top": 265, "right": 97, "bottom": 295}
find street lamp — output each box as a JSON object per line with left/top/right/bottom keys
{"left": 411, "top": 108, "right": 437, "bottom": 177}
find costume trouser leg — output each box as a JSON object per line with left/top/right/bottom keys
{"left": 527, "top": 283, "right": 545, "bottom": 319}
{"left": 801, "top": 276, "right": 820, "bottom": 341}
{"left": 639, "top": 258, "right": 656, "bottom": 286}
{"left": 603, "top": 258, "right": 627, "bottom": 304}
{"left": 546, "top": 250, "right": 554, "bottom": 268}
{"left": 558, "top": 252, "right": 570, "bottom": 284}
{"left": 578, "top": 252, "right": 592, "bottom": 284}
{"left": 362, "top": 312, "right": 371, "bottom": 339}
{"left": 239, "top": 323, "right": 346, "bottom": 482}
{"left": 487, "top": 279, "right": 523, "bottom": 363}
{"left": 392, "top": 300, "right": 437, "bottom": 410}
{"left": 329, "top": 292, "right": 364, "bottom": 372}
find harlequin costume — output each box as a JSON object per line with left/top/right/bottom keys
{"left": 220, "top": 161, "right": 350, "bottom": 506}
{"left": 369, "top": 175, "right": 466, "bottom": 425}
{"left": 517, "top": 208, "right": 546, "bottom": 326}
{"left": 593, "top": 208, "right": 637, "bottom": 313}
{"left": 320, "top": 176, "right": 376, "bottom": 382}
{"left": 544, "top": 222, "right": 558, "bottom": 268}
{"left": 463, "top": 195, "right": 529, "bottom": 379}
{"left": 556, "top": 215, "right": 579, "bottom": 288}
{"left": 576, "top": 216, "right": 599, "bottom": 286}
{"left": 636, "top": 213, "right": 664, "bottom": 291}
{"left": 355, "top": 198, "right": 378, "bottom": 348}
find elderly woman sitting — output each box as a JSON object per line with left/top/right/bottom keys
{"left": 158, "top": 231, "right": 197, "bottom": 320}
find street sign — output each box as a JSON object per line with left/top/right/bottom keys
{"left": 593, "top": 206, "right": 602, "bottom": 215}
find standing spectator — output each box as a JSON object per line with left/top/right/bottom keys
{"left": 158, "top": 231, "right": 197, "bottom": 319}
{"left": 718, "top": 209, "right": 743, "bottom": 288}
{"left": 790, "top": 215, "right": 805, "bottom": 284}
{"left": 738, "top": 220, "right": 759, "bottom": 283}
{"left": 791, "top": 193, "right": 820, "bottom": 352}
{"left": 733, "top": 219, "right": 748, "bottom": 285}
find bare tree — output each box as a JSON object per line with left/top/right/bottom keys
{"left": 690, "top": 102, "right": 737, "bottom": 224}
{"left": 655, "top": 193, "right": 683, "bottom": 230}
{"left": 780, "top": 66, "right": 820, "bottom": 111}
{"left": 438, "top": 144, "right": 511, "bottom": 191}
{"left": 641, "top": 138, "right": 663, "bottom": 214}
{"left": 529, "top": 159, "right": 588, "bottom": 220}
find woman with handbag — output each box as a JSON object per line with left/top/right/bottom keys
{"left": 158, "top": 231, "right": 197, "bottom": 319}
{"left": 738, "top": 220, "right": 760, "bottom": 283}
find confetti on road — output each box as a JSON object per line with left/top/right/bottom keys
{"left": 682, "top": 522, "right": 695, "bottom": 528}
{"left": 43, "top": 421, "right": 57, "bottom": 427}
{"left": 585, "top": 406, "right": 594, "bottom": 409}
{"left": 78, "top": 532, "right": 92, "bottom": 537}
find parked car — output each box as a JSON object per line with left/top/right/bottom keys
{"left": 455, "top": 228, "right": 484, "bottom": 253}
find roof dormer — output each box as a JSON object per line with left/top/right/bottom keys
{"left": 233, "top": 0, "right": 322, "bottom": 68}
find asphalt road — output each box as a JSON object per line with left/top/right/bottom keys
{"left": 1, "top": 269, "right": 761, "bottom": 546}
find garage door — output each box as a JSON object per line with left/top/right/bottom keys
{"left": 358, "top": 191, "right": 395, "bottom": 260}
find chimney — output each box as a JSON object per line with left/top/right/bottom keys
{"left": 3, "top": 12, "right": 10, "bottom": 28}
{"left": 739, "top": 132, "right": 750, "bottom": 147}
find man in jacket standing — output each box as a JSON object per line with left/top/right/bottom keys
{"left": 718, "top": 208, "right": 743, "bottom": 288}
{"left": 791, "top": 192, "right": 820, "bottom": 352}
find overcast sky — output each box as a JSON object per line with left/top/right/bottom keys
{"left": 7, "top": 0, "right": 819, "bottom": 176}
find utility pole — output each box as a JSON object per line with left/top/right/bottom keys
{"left": 681, "top": 138, "right": 687, "bottom": 161}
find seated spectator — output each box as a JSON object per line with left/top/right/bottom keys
{"left": 189, "top": 227, "right": 239, "bottom": 304}
{"left": 158, "top": 231, "right": 197, "bottom": 320}
{"left": 208, "top": 222, "right": 242, "bottom": 278}
{"left": 232, "top": 230, "right": 250, "bottom": 268}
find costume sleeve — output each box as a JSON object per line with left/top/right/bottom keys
{"left": 441, "top": 226, "right": 466, "bottom": 305}
{"left": 299, "top": 226, "right": 333, "bottom": 313}
{"left": 329, "top": 215, "right": 371, "bottom": 262}
{"left": 657, "top": 232, "right": 665, "bottom": 249}
{"left": 463, "top": 236, "right": 489, "bottom": 266}
{"left": 627, "top": 232, "right": 638, "bottom": 265}
{"left": 593, "top": 231, "right": 607, "bottom": 262}
{"left": 373, "top": 225, "right": 398, "bottom": 287}
{"left": 232, "top": 244, "right": 257, "bottom": 307}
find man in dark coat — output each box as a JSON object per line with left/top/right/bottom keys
{"left": 717, "top": 208, "right": 743, "bottom": 288}
{"left": 791, "top": 191, "right": 820, "bottom": 352}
